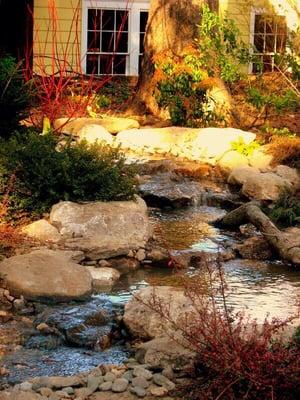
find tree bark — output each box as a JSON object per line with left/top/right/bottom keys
{"left": 135, "top": 0, "right": 236, "bottom": 123}
{"left": 215, "top": 202, "right": 300, "bottom": 266}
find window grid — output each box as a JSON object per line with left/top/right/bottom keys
{"left": 253, "top": 14, "right": 287, "bottom": 73}
{"left": 138, "top": 11, "right": 148, "bottom": 74}
{"left": 86, "top": 8, "right": 129, "bottom": 75}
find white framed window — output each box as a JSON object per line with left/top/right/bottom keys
{"left": 250, "top": 9, "right": 287, "bottom": 73}
{"left": 82, "top": 1, "right": 149, "bottom": 76}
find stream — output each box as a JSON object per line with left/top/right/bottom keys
{"left": 1, "top": 204, "right": 300, "bottom": 386}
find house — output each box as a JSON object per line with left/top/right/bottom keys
{"left": 12, "top": 0, "right": 300, "bottom": 75}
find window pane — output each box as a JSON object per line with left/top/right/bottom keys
{"left": 265, "top": 35, "right": 275, "bottom": 52}
{"left": 87, "top": 31, "right": 100, "bottom": 52}
{"left": 88, "top": 9, "right": 100, "bottom": 30}
{"left": 140, "top": 11, "right": 148, "bottom": 32}
{"left": 254, "top": 34, "right": 264, "bottom": 52}
{"left": 139, "top": 33, "right": 145, "bottom": 54}
{"left": 276, "top": 35, "right": 286, "bottom": 53}
{"left": 277, "top": 16, "right": 287, "bottom": 36}
{"left": 100, "top": 54, "right": 113, "bottom": 74}
{"left": 262, "top": 55, "right": 273, "bottom": 71}
{"left": 113, "top": 55, "right": 126, "bottom": 74}
{"left": 101, "top": 9, "right": 114, "bottom": 30}
{"left": 116, "top": 10, "right": 128, "bottom": 31}
{"left": 101, "top": 32, "right": 114, "bottom": 52}
{"left": 265, "top": 16, "right": 275, "bottom": 34}
{"left": 115, "top": 32, "right": 128, "bottom": 53}
{"left": 86, "top": 54, "right": 99, "bottom": 74}
{"left": 254, "top": 15, "right": 265, "bottom": 34}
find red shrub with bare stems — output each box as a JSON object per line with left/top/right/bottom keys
{"left": 24, "top": 0, "right": 128, "bottom": 128}
{"left": 143, "top": 260, "right": 300, "bottom": 400}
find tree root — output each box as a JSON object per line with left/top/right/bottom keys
{"left": 215, "top": 201, "right": 300, "bottom": 266}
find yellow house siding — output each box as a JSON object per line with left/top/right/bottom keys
{"left": 34, "top": 0, "right": 82, "bottom": 73}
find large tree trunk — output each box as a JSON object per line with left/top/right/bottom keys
{"left": 215, "top": 202, "right": 300, "bottom": 266}
{"left": 135, "top": 0, "right": 236, "bottom": 123}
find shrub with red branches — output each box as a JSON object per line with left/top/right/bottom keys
{"left": 143, "top": 260, "right": 300, "bottom": 400}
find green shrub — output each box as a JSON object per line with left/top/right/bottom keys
{"left": 261, "top": 125, "right": 296, "bottom": 139}
{"left": 230, "top": 137, "right": 260, "bottom": 157}
{"left": 268, "top": 190, "right": 300, "bottom": 227}
{"left": 197, "top": 5, "right": 252, "bottom": 83}
{"left": 0, "top": 130, "right": 136, "bottom": 220}
{"left": 154, "top": 52, "right": 218, "bottom": 127}
{"left": 246, "top": 87, "right": 299, "bottom": 113}
{"left": 0, "top": 56, "right": 31, "bottom": 134}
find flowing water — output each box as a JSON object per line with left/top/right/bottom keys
{"left": 1, "top": 205, "right": 300, "bottom": 385}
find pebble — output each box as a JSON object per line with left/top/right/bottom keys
{"left": 162, "top": 366, "right": 175, "bottom": 380}
{"left": 98, "top": 260, "right": 111, "bottom": 268}
{"left": 100, "top": 381, "right": 112, "bottom": 391}
{"left": 133, "top": 366, "right": 153, "bottom": 380}
{"left": 151, "top": 386, "right": 169, "bottom": 397}
{"left": 103, "top": 371, "right": 116, "bottom": 382}
{"left": 153, "top": 374, "right": 175, "bottom": 390}
{"left": 111, "top": 378, "right": 128, "bottom": 393}
{"left": 62, "top": 387, "right": 75, "bottom": 395}
{"left": 132, "top": 376, "right": 150, "bottom": 389}
{"left": 13, "top": 296, "right": 25, "bottom": 311}
{"left": 130, "top": 386, "right": 147, "bottom": 398}
{"left": 122, "top": 370, "right": 133, "bottom": 382}
{"left": 87, "top": 375, "right": 103, "bottom": 392}
{"left": 19, "top": 381, "right": 33, "bottom": 391}
{"left": 135, "top": 249, "right": 146, "bottom": 261}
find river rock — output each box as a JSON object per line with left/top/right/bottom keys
{"left": 137, "top": 336, "right": 196, "bottom": 370}
{"left": 242, "top": 172, "right": 292, "bottom": 201}
{"left": 139, "top": 173, "right": 203, "bottom": 208}
{"left": 275, "top": 165, "right": 300, "bottom": 188}
{"left": 234, "top": 236, "right": 273, "bottom": 260}
{"left": 49, "top": 196, "right": 150, "bottom": 260}
{"left": 21, "top": 219, "right": 61, "bottom": 243}
{"left": 0, "top": 250, "right": 92, "bottom": 301}
{"left": 218, "top": 150, "right": 249, "bottom": 170}
{"left": 87, "top": 266, "right": 120, "bottom": 289}
{"left": 36, "top": 297, "right": 117, "bottom": 349}
{"left": 108, "top": 257, "right": 140, "bottom": 274}
{"left": 150, "top": 386, "right": 169, "bottom": 397}
{"left": 228, "top": 166, "right": 260, "bottom": 186}
{"left": 123, "top": 286, "right": 198, "bottom": 340}
{"left": 53, "top": 116, "right": 139, "bottom": 135}
{"left": 152, "top": 373, "right": 175, "bottom": 390}
{"left": 77, "top": 124, "right": 114, "bottom": 145}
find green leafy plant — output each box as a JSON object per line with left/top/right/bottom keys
{"left": 0, "top": 130, "right": 136, "bottom": 221}
{"left": 0, "top": 55, "right": 31, "bottom": 134}
{"left": 197, "top": 5, "right": 252, "bottom": 83}
{"left": 268, "top": 190, "right": 300, "bottom": 227}
{"left": 153, "top": 51, "right": 218, "bottom": 127}
{"left": 231, "top": 137, "right": 260, "bottom": 157}
{"left": 246, "top": 87, "right": 299, "bottom": 113}
{"left": 261, "top": 125, "right": 296, "bottom": 139}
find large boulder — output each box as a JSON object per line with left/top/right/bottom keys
{"left": 218, "top": 150, "right": 249, "bottom": 170}
{"left": 49, "top": 196, "right": 150, "bottom": 260}
{"left": 123, "top": 286, "right": 197, "bottom": 340}
{"left": 0, "top": 249, "right": 92, "bottom": 301}
{"left": 77, "top": 124, "right": 114, "bottom": 145}
{"left": 53, "top": 116, "right": 139, "bottom": 135}
{"left": 116, "top": 127, "right": 256, "bottom": 161}
{"left": 21, "top": 219, "right": 61, "bottom": 243}
{"left": 242, "top": 172, "right": 292, "bottom": 201}
{"left": 228, "top": 166, "right": 260, "bottom": 186}
{"left": 248, "top": 148, "right": 273, "bottom": 169}
{"left": 186, "top": 128, "right": 256, "bottom": 159}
